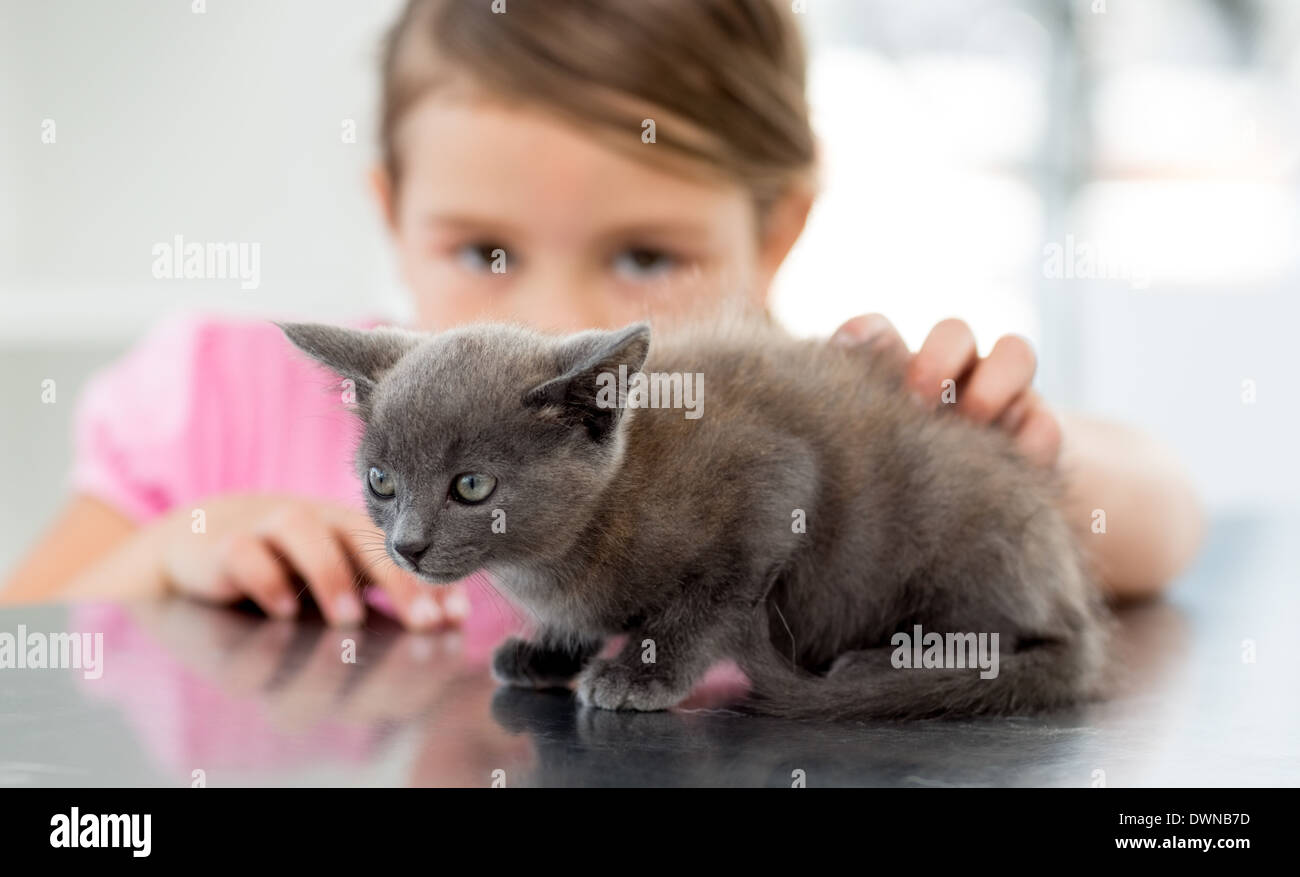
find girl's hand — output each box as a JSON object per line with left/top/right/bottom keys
{"left": 158, "top": 494, "right": 467, "bottom": 631}
{"left": 832, "top": 314, "right": 1063, "bottom": 468}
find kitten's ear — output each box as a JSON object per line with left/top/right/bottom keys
{"left": 523, "top": 322, "right": 651, "bottom": 442}
{"left": 277, "top": 322, "right": 419, "bottom": 408}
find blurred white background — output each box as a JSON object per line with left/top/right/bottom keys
{"left": 1, "top": 0, "right": 1298, "bottom": 570}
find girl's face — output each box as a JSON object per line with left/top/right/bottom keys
{"left": 380, "top": 96, "right": 798, "bottom": 333}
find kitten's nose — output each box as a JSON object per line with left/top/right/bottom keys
{"left": 393, "top": 540, "right": 429, "bottom": 567}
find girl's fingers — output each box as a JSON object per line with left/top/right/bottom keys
{"left": 957, "top": 334, "right": 1038, "bottom": 425}
{"left": 832, "top": 313, "right": 911, "bottom": 375}
{"left": 1013, "top": 400, "right": 1064, "bottom": 468}
{"left": 441, "top": 583, "right": 472, "bottom": 624}
{"left": 332, "top": 512, "right": 468, "bottom": 630}
{"left": 258, "top": 507, "right": 364, "bottom": 626}
{"left": 219, "top": 532, "right": 298, "bottom": 619}
{"left": 831, "top": 313, "right": 907, "bottom": 355}
{"left": 908, "top": 318, "right": 978, "bottom": 405}
{"left": 368, "top": 551, "right": 473, "bottom": 631}
{"left": 163, "top": 544, "right": 241, "bottom": 603}
{"left": 370, "top": 558, "right": 446, "bottom": 631}
{"left": 997, "top": 389, "right": 1063, "bottom": 467}
{"left": 834, "top": 316, "right": 1059, "bottom": 466}
{"left": 995, "top": 389, "right": 1036, "bottom": 436}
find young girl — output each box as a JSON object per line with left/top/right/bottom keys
{"left": 2, "top": 0, "right": 1203, "bottom": 630}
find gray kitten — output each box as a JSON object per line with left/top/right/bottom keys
{"left": 281, "top": 317, "right": 1108, "bottom": 719}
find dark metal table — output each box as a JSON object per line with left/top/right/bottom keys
{"left": 2, "top": 516, "right": 1296, "bottom": 787}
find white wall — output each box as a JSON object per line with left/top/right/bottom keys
{"left": 1, "top": 0, "right": 408, "bottom": 343}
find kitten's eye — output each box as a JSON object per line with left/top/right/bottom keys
{"left": 368, "top": 466, "right": 396, "bottom": 499}
{"left": 451, "top": 473, "right": 497, "bottom": 504}
{"left": 456, "top": 242, "right": 507, "bottom": 274}
{"left": 612, "top": 247, "right": 677, "bottom": 281}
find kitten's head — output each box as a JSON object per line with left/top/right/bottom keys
{"left": 280, "top": 320, "right": 650, "bottom": 583}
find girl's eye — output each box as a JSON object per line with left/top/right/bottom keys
{"left": 368, "top": 466, "right": 396, "bottom": 498}
{"left": 451, "top": 472, "right": 497, "bottom": 504}
{"left": 456, "top": 242, "right": 508, "bottom": 273}
{"left": 612, "top": 247, "right": 677, "bottom": 280}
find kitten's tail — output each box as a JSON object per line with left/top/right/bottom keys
{"left": 737, "top": 612, "right": 1107, "bottom": 720}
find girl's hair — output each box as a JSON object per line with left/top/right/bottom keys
{"left": 379, "top": 0, "right": 816, "bottom": 218}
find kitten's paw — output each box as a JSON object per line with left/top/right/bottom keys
{"left": 575, "top": 660, "right": 685, "bottom": 711}
{"left": 491, "top": 637, "right": 582, "bottom": 689}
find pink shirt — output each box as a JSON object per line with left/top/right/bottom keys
{"left": 71, "top": 311, "right": 368, "bottom": 524}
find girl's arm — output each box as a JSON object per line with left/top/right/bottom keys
{"left": 0, "top": 495, "right": 138, "bottom": 604}
{"left": 1057, "top": 413, "right": 1204, "bottom": 600}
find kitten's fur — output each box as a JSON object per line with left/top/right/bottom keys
{"left": 282, "top": 317, "right": 1108, "bottom": 719}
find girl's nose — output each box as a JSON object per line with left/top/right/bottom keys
{"left": 509, "top": 277, "right": 615, "bottom": 332}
